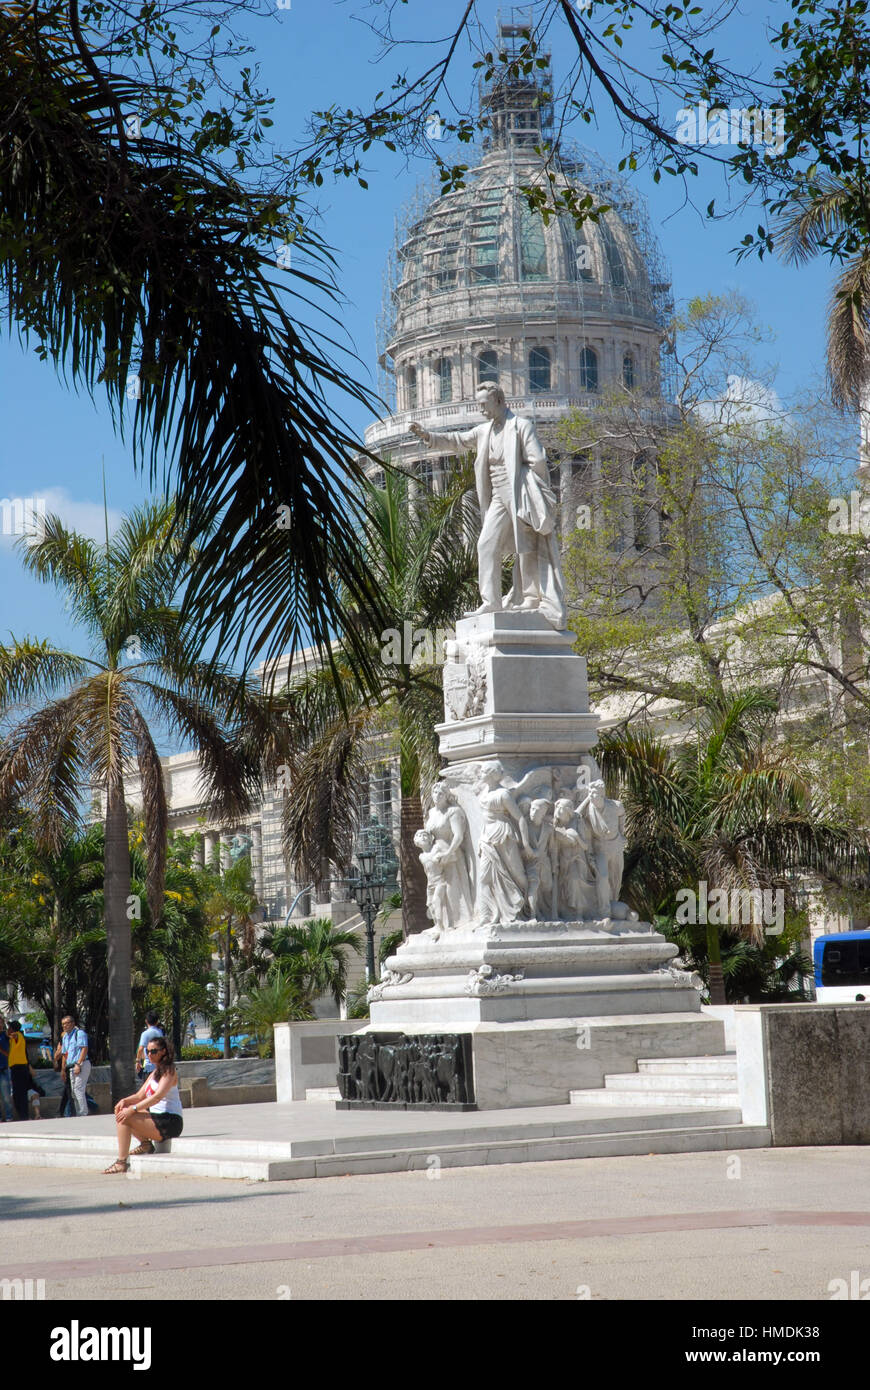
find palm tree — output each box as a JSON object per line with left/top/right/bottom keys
{"left": 0, "top": 501, "right": 268, "bottom": 1100}
{"left": 281, "top": 467, "right": 478, "bottom": 937}
{"left": 202, "top": 852, "right": 261, "bottom": 1059}
{"left": 598, "top": 691, "right": 866, "bottom": 1003}
{"left": 238, "top": 970, "right": 318, "bottom": 1056}
{"left": 777, "top": 179, "right": 870, "bottom": 410}
{"left": 262, "top": 917, "right": 362, "bottom": 1011}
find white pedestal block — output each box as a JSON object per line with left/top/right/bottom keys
{"left": 436, "top": 610, "right": 598, "bottom": 765}
{"left": 370, "top": 920, "right": 702, "bottom": 1025}
{"left": 358, "top": 1015, "right": 726, "bottom": 1109}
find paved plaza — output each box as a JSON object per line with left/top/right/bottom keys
{"left": 2, "top": 1143, "right": 868, "bottom": 1301}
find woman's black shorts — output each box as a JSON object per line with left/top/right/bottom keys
{"left": 151, "top": 1112, "right": 183, "bottom": 1140}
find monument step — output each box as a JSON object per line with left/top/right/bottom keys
{"left": 569, "top": 1049, "right": 741, "bottom": 1108}
{"left": 0, "top": 1103, "right": 737, "bottom": 1160}
{"left": 636, "top": 1054, "right": 738, "bottom": 1076}
{"left": 0, "top": 1117, "right": 768, "bottom": 1180}
{"left": 570, "top": 1087, "right": 741, "bottom": 1109}
{"left": 604, "top": 1072, "right": 738, "bottom": 1094}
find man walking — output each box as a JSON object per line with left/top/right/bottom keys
{"left": 135, "top": 1010, "right": 164, "bottom": 1080}
{"left": 0, "top": 1017, "right": 14, "bottom": 1121}
{"left": 58, "top": 1013, "right": 90, "bottom": 1117}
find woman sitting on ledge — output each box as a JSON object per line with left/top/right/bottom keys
{"left": 103, "top": 1036, "right": 184, "bottom": 1174}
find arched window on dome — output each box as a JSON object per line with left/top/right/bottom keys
{"left": 406, "top": 365, "right": 418, "bottom": 409}
{"left": 436, "top": 358, "right": 453, "bottom": 403}
{"left": 529, "top": 347, "right": 551, "bottom": 394}
{"left": 520, "top": 205, "right": 548, "bottom": 281}
{"left": 476, "top": 350, "right": 499, "bottom": 388}
{"left": 580, "top": 347, "right": 598, "bottom": 393}
{"left": 623, "top": 353, "right": 635, "bottom": 390}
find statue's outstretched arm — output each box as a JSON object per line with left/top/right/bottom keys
{"left": 415, "top": 425, "right": 479, "bottom": 456}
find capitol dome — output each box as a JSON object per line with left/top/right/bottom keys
{"left": 365, "top": 17, "right": 674, "bottom": 477}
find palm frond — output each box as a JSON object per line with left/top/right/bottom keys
{"left": 597, "top": 727, "right": 690, "bottom": 823}
{"left": 282, "top": 708, "right": 371, "bottom": 881}
{"left": 826, "top": 251, "right": 870, "bottom": 409}
{"left": 0, "top": 8, "right": 384, "bottom": 678}
{"left": 0, "top": 639, "right": 91, "bottom": 708}
{"left": 0, "top": 693, "right": 87, "bottom": 849}
{"left": 776, "top": 181, "right": 854, "bottom": 265}
{"left": 17, "top": 514, "right": 107, "bottom": 638}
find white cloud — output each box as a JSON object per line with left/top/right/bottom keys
{"left": 697, "top": 374, "right": 784, "bottom": 428}
{"left": 0, "top": 487, "right": 124, "bottom": 547}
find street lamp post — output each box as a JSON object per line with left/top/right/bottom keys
{"left": 351, "top": 839, "right": 386, "bottom": 983}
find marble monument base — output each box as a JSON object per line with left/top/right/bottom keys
{"left": 366, "top": 919, "right": 725, "bottom": 1109}
{"left": 358, "top": 1014, "right": 726, "bottom": 1111}
{"left": 363, "top": 606, "right": 724, "bottom": 1110}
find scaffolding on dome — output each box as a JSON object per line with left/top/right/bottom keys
{"left": 560, "top": 145, "right": 677, "bottom": 403}
{"left": 376, "top": 9, "right": 676, "bottom": 416}
{"left": 377, "top": 170, "right": 676, "bottom": 408}
{"left": 479, "top": 7, "right": 555, "bottom": 156}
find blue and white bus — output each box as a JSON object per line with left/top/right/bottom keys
{"left": 813, "top": 930, "right": 870, "bottom": 1002}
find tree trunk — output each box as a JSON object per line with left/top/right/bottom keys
{"left": 172, "top": 989, "right": 182, "bottom": 1057}
{"left": 52, "top": 913, "right": 61, "bottom": 1047}
{"left": 400, "top": 792, "right": 428, "bottom": 937}
{"left": 706, "top": 920, "right": 727, "bottom": 1005}
{"left": 224, "top": 917, "right": 232, "bottom": 1059}
{"left": 105, "top": 770, "right": 135, "bottom": 1104}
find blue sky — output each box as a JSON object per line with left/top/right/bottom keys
{"left": 0, "top": 2, "right": 843, "bottom": 697}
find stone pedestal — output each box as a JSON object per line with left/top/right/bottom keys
{"left": 363, "top": 610, "right": 721, "bottom": 1109}
{"left": 736, "top": 1003, "right": 870, "bottom": 1144}
{"left": 369, "top": 920, "right": 701, "bottom": 1026}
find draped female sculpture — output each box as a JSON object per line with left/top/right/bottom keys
{"left": 423, "top": 781, "right": 475, "bottom": 928}
{"left": 474, "top": 763, "right": 551, "bottom": 925}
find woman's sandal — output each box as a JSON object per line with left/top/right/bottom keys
{"left": 102, "top": 1159, "right": 129, "bottom": 1174}
{"left": 131, "top": 1140, "right": 154, "bottom": 1156}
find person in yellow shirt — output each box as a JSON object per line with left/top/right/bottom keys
{"left": 7, "top": 1021, "right": 31, "bottom": 1121}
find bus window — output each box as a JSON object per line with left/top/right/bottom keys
{"left": 821, "top": 939, "right": 870, "bottom": 987}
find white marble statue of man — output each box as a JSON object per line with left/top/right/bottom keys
{"left": 576, "top": 779, "right": 627, "bottom": 916}
{"left": 409, "top": 383, "right": 567, "bottom": 629}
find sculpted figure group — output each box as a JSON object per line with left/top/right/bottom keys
{"left": 416, "top": 765, "right": 627, "bottom": 932}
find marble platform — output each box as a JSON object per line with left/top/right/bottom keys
{"left": 0, "top": 1095, "right": 767, "bottom": 1181}
{"left": 370, "top": 918, "right": 702, "bottom": 1026}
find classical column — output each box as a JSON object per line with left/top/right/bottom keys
{"left": 219, "top": 830, "right": 231, "bottom": 871}
{"left": 203, "top": 830, "right": 218, "bottom": 869}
